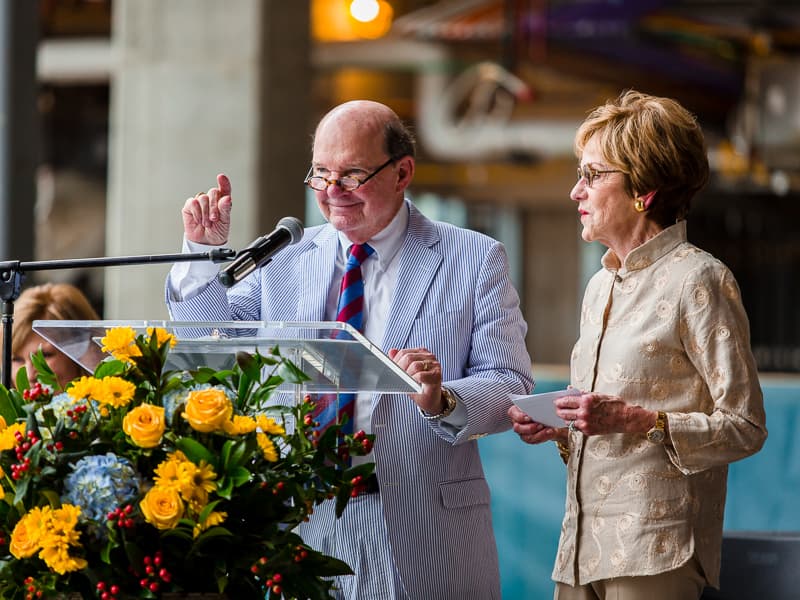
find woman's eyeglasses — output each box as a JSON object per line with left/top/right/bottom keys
{"left": 576, "top": 165, "right": 622, "bottom": 188}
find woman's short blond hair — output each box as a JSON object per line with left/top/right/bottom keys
{"left": 10, "top": 283, "right": 99, "bottom": 354}
{"left": 575, "top": 90, "right": 710, "bottom": 227}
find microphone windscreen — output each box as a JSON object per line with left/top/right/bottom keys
{"left": 277, "top": 217, "right": 304, "bottom": 244}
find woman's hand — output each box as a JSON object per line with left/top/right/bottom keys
{"left": 555, "top": 392, "right": 655, "bottom": 436}
{"left": 509, "top": 405, "right": 564, "bottom": 445}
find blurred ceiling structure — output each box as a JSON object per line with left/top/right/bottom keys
{"left": 313, "top": 0, "right": 800, "bottom": 197}
{"left": 393, "top": 0, "right": 800, "bottom": 125}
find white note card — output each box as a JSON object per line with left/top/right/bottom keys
{"left": 510, "top": 388, "right": 581, "bottom": 428}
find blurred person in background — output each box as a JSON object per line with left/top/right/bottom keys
{"left": 509, "top": 90, "right": 766, "bottom": 600}
{"left": 8, "top": 282, "right": 100, "bottom": 389}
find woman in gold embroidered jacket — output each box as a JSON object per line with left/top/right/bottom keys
{"left": 509, "top": 90, "right": 767, "bottom": 600}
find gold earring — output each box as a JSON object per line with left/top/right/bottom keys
{"left": 634, "top": 199, "right": 645, "bottom": 212}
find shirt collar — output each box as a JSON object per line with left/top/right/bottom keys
{"left": 337, "top": 201, "right": 409, "bottom": 267}
{"left": 601, "top": 220, "right": 688, "bottom": 273}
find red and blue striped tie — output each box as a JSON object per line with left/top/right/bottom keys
{"left": 315, "top": 243, "right": 374, "bottom": 439}
{"left": 336, "top": 243, "right": 374, "bottom": 332}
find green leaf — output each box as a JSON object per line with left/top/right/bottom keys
{"left": 278, "top": 359, "right": 311, "bottom": 385}
{"left": 224, "top": 438, "right": 248, "bottom": 468}
{"left": 235, "top": 351, "right": 261, "bottom": 381}
{"left": 175, "top": 436, "right": 216, "bottom": 466}
{"left": 94, "top": 359, "right": 126, "bottom": 379}
{"left": 334, "top": 485, "right": 353, "bottom": 518}
{"left": 0, "top": 386, "right": 25, "bottom": 423}
{"left": 14, "top": 367, "right": 30, "bottom": 393}
{"left": 198, "top": 499, "right": 223, "bottom": 523}
{"left": 30, "top": 349, "right": 59, "bottom": 389}
{"left": 226, "top": 465, "right": 251, "bottom": 488}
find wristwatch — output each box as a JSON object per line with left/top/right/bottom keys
{"left": 421, "top": 387, "right": 458, "bottom": 420}
{"left": 646, "top": 411, "right": 667, "bottom": 444}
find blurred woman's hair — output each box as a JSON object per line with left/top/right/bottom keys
{"left": 10, "top": 283, "right": 99, "bottom": 354}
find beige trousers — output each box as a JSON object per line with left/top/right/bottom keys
{"left": 553, "top": 555, "right": 707, "bottom": 600}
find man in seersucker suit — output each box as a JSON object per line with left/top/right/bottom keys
{"left": 166, "top": 99, "right": 534, "bottom": 599}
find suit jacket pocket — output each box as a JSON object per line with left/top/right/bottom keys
{"left": 439, "top": 477, "right": 490, "bottom": 509}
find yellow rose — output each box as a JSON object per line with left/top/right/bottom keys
{"left": 140, "top": 487, "right": 184, "bottom": 530}
{"left": 10, "top": 507, "right": 48, "bottom": 558}
{"left": 182, "top": 388, "right": 233, "bottom": 433}
{"left": 123, "top": 404, "right": 165, "bottom": 448}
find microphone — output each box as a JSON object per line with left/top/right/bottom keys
{"left": 217, "top": 216, "right": 304, "bottom": 287}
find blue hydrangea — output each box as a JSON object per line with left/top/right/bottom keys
{"left": 61, "top": 452, "right": 142, "bottom": 535}
{"left": 35, "top": 392, "right": 100, "bottom": 437}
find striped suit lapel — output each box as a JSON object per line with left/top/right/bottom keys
{"left": 295, "top": 227, "right": 339, "bottom": 321}
{"left": 381, "top": 207, "right": 441, "bottom": 352}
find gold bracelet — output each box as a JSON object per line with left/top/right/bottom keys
{"left": 555, "top": 441, "right": 570, "bottom": 462}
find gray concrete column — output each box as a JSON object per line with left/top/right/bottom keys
{"left": 0, "top": 0, "right": 37, "bottom": 264}
{"left": 106, "top": 0, "right": 310, "bottom": 319}
{"left": 523, "top": 209, "right": 581, "bottom": 364}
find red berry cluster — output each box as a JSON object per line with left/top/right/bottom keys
{"left": 65, "top": 402, "right": 89, "bottom": 423}
{"left": 95, "top": 581, "right": 122, "bottom": 600}
{"left": 349, "top": 475, "right": 367, "bottom": 498}
{"left": 106, "top": 504, "right": 135, "bottom": 530}
{"left": 352, "top": 429, "right": 373, "bottom": 453}
{"left": 22, "top": 382, "right": 48, "bottom": 402}
{"left": 264, "top": 571, "right": 283, "bottom": 597}
{"left": 9, "top": 430, "right": 39, "bottom": 480}
{"left": 292, "top": 544, "right": 310, "bottom": 563}
{"left": 22, "top": 575, "right": 43, "bottom": 599}
{"left": 137, "top": 551, "right": 172, "bottom": 592}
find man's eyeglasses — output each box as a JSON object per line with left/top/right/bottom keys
{"left": 576, "top": 164, "right": 622, "bottom": 188}
{"left": 304, "top": 156, "right": 397, "bottom": 192}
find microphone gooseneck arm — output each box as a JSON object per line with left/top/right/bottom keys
{"left": 0, "top": 247, "right": 235, "bottom": 389}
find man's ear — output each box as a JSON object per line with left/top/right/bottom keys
{"left": 395, "top": 156, "right": 415, "bottom": 192}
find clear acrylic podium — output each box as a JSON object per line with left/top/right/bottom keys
{"left": 32, "top": 320, "right": 421, "bottom": 398}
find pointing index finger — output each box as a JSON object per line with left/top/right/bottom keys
{"left": 217, "top": 173, "right": 232, "bottom": 197}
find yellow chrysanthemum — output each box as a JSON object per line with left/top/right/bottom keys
{"left": 10, "top": 506, "right": 48, "bottom": 558}
{"left": 257, "top": 433, "right": 279, "bottom": 462}
{"left": 0, "top": 422, "right": 26, "bottom": 452}
{"left": 256, "top": 415, "right": 285, "bottom": 436}
{"left": 222, "top": 414, "right": 257, "bottom": 435}
{"left": 67, "top": 376, "right": 101, "bottom": 402}
{"left": 147, "top": 326, "right": 177, "bottom": 348}
{"left": 95, "top": 376, "right": 137, "bottom": 408}
{"left": 193, "top": 510, "right": 228, "bottom": 538}
{"left": 100, "top": 326, "right": 142, "bottom": 362}
{"left": 188, "top": 461, "right": 217, "bottom": 495}
{"left": 154, "top": 456, "right": 193, "bottom": 494}
{"left": 0, "top": 415, "right": 6, "bottom": 429}
{"left": 38, "top": 542, "right": 88, "bottom": 575}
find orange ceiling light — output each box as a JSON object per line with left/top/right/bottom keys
{"left": 312, "top": 0, "right": 393, "bottom": 41}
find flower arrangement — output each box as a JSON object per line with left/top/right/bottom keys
{"left": 0, "top": 327, "right": 375, "bottom": 599}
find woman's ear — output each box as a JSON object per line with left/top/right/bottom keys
{"left": 639, "top": 190, "right": 657, "bottom": 209}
